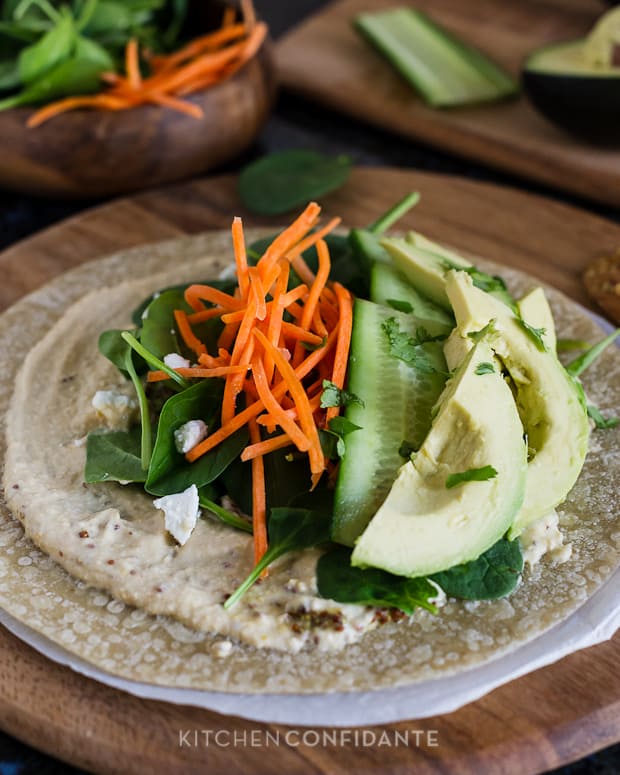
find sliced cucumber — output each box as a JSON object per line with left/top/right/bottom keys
{"left": 370, "top": 261, "right": 454, "bottom": 337}
{"left": 354, "top": 8, "right": 518, "bottom": 108}
{"left": 332, "top": 299, "right": 448, "bottom": 546}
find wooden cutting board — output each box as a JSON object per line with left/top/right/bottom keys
{"left": 1, "top": 167, "right": 619, "bottom": 775}
{"left": 275, "top": 0, "right": 620, "bottom": 209}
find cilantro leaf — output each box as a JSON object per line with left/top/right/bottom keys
{"left": 382, "top": 317, "right": 442, "bottom": 374}
{"left": 467, "top": 320, "right": 497, "bottom": 344}
{"left": 320, "top": 379, "right": 364, "bottom": 409}
{"left": 319, "top": 417, "right": 362, "bottom": 459}
{"left": 317, "top": 546, "right": 438, "bottom": 615}
{"left": 445, "top": 465, "right": 498, "bottom": 489}
{"left": 517, "top": 318, "right": 547, "bottom": 352}
{"left": 587, "top": 404, "right": 620, "bottom": 430}
{"left": 475, "top": 362, "right": 495, "bottom": 375}
{"left": 386, "top": 298, "right": 413, "bottom": 314}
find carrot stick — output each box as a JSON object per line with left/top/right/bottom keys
{"left": 126, "top": 39, "right": 142, "bottom": 91}
{"left": 248, "top": 266, "right": 267, "bottom": 321}
{"left": 174, "top": 309, "right": 207, "bottom": 356}
{"left": 292, "top": 238, "right": 331, "bottom": 366}
{"left": 248, "top": 417, "right": 268, "bottom": 567}
{"left": 281, "top": 321, "right": 324, "bottom": 345}
{"left": 232, "top": 216, "right": 250, "bottom": 299}
{"left": 241, "top": 0, "right": 257, "bottom": 30}
{"left": 147, "top": 92, "right": 204, "bottom": 119}
{"left": 325, "top": 283, "right": 354, "bottom": 424}
{"left": 150, "top": 24, "right": 246, "bottom": 72}
{"left": 27, "top": 94, "right": 128, "bottom": 128}
{"left": 241, "top": 432, "right": 292, "bottom": 461}
{"left": 264, "top": 259, "right": 290, "bottom": 384}
{"left": 147, "top": 365, "right": 247, "bottom": 382}
{"left": 256, "top": 202, "right": 321, "bottom": 277}
{"left": 186, "top": 327, "right": 339, "bottom": 462}
{"left": 222, "top": 6, "right": 237, "bottom": 27}
{"left": 187, "top": 307, "right": 225, "bottom": 324}
{"left": 185, "top": 284, "right": 244, "bottom": 312}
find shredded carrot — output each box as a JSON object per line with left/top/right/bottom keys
{"left": 185, "top": 284, "right": 244, "bottom": 312}
{"left": 241, "top": 433, "right": 292, "bottom": 461}
{"left": 174, "top": 309, "right": 206, "bottom": 356}
{"left": 147, "top": 365, "right": 247, "bottom": 382}
{"left": 256, "top": 202, "right": 321, "bottom": 278}
{"left": 187, "top": 307, "right": 225, "bottom": 324}
{"left": 325, "top": 283, "right": 354, "bottom": 424}
{"left": 27, "top": 4, "right": 266, "bottom": 128}
{"left": 232, "top": 216, "right": 249, "bottom": 299}
{"left": 248, "top": 418, "right": 268, "bottom": 567}
{"left": 292, "top": 238, "right": 331, "bottom": 367}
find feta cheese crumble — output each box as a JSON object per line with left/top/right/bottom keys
{"left": 520, "top": 510, "right": 572, "bottom": 566}
{"left": 91, "top": 390, "right": 138, "bottom": 429}
{"left": 164, "top": 353, "right": 191, "bottom": 369}
{"left": 153, "top": 484, "right": 200, "bottom": 546}
{"left": 174, "top": 420, "right": 208, "bottom": 454}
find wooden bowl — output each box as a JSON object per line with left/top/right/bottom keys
{"left": 0, "top": 31, "right": 276, "bottom": 198}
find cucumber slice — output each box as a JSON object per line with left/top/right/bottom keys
{"left": 370, "top": 261, "right": 454, "bottom": 337}
{"left": 332, "top": 299, "right": 448, "bottom": 546}
{"left": 354, "top": 8, "right": 518, "bottom": 108}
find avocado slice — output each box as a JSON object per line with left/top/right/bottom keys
{"left": 351, "top": 340, "right": 527, "bottom": 578}
{"left": 444, "top": 271, "right": 590, "bottom": 537}
{"left": 522, "top": 8, "right": 620, "bottom": 142}
{"left": 381, "top": 232, "right": 515, "bottom": 311}
{"left": 517, "top": 287, "right": 557, "bottom": 352}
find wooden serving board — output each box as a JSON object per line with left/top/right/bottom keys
{"left": 275, "top": 0, "right": 620, "bottom": 209}
{"left": 1, "top": 167, "right": 620, "bottom": 774}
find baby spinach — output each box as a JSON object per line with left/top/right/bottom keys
{"left": 18, "top": 7, "right": 74, "bottom": 84}
{"left": 145, "top": 379, "right": 248, "bottom": 496}
{"left": 430, "top": 538, "right": 523, "bottom": 600}
{"left": 224, "top": 506, "right": 332, "bottom": 609}
{"left": 123, "top": 339, "right": 152, "bottom": 470}
{"left": 445, "top": 465, "right": 497, "bottom": 489}
{"left": 316, "top": 546, "right": 437, "bottom": 615}
{"left": 238, "top": 150, "right": 353, "bottom": 216}
{"left": 85, "top": 427, "right": 145, "bottom": 484}
{"left": 139, "top": 288, "right": 190, "bottom": 360}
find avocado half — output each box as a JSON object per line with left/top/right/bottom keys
{"left": 523, "top": 39, "right": 620, "bottom": 142}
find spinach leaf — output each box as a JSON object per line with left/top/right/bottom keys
{"left": 317, "top": 546, "right": 437, "bottom": 615}
{"left": 320, "top": 379, "right": 364, "bottom": 409}
{"left": 84, "top": 427, "right": 145, "bottom": 484}
{"left": 587, "top": 404, "right": 619, "bottom": 430}
{"left": 18, "top": 7, "right": 74, "bottom": 84}
{"left": 445, "top": 465, "right": 497, "bottom": 489}
{"left": 224, "top": 506, "right": 332, "bottom": 608}
{"left": 123, "top": 339, "right": 152, "bottom": 470}
{"left": 145, "top": 379, "right": 247, "bottom": 496}
{"left": 238, "top": 150, "right": 352, "bottom": 216}
{"left": 430, "top": 538, "right": 523, "bottom": 600}
{"left": 139, "top": 288, "right": 190, "bottom": 360}
{"left": 566, "top": 328, "right": 620, "bottom": 377}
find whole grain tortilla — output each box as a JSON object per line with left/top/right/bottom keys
{"left": 0, "top": 231, "right": 619, "bottom": 693}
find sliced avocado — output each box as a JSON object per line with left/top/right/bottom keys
{"left": 445, "top": 271, "right": 590, "bottom": 537}
{"left": 517, "top": 287, "right": 557, "bottom": 352}
{"left": 381, "top": 232, "right": 515, "bottom": 311}
{"left": 370, "top": 261, "right": 454, "bottom": 336}
{"left": 351, "top": 340, "right": 527, "bottom": 578}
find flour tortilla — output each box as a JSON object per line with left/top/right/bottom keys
{"left": 0, "top": 231, "right": 619, "bottom": 694}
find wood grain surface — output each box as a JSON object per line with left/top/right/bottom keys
{"left": 275, "top": 0, "right": 620, "bottom": 208}
{"left": 0, "top": 167, "right": 619, "bottom": 774}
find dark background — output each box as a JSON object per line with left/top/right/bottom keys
{"left": 0, "top": 1, "right": 619, "bottom": 773}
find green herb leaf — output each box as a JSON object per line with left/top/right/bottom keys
{"left": 320, "top": 379, "right": 364, "bottom": 409}
{"left": 517, "top": 318, "right": 547, "bottom": 352}
{"left": 224, "top": 506, "right": 332, "bottom": 608}
{"left": 199, "top": 488, "right": 253, "bottom": 534}
{"left": 467, "top": 320, "right": 497, "bottom": 344}
{"left": 84, "top": 427, "right": 145, "bottom": 484}
{"left": 566, "top": 328, "right": 620, "bottom": 377}
{"left": 382, "top": 317, "right": 441, "bottom": 373}
{"left": 18, "top": 8, "right": 74, "bottom": 84}
{"left": 319, "top": 416, "right": 362, "bottom": 459}
{"left": 556, "top": 338, "right": 591, "bottom": 353}
{"left": 238, "top": 150, "right": 352, "bottom": 216}
{"left": 145, "top": 380, "right": 247, "bottom": 496}
{"left": 430, "top": 538, "right": 523, "bottom": 599}
{"left": 445, "top": 465, "right": 497, "bottom": 489}
{"left": 475, "top": 362, "right": 495, "bottom": 375}
{"left": 587, "top": 404, "right": 620, "bottom": 430}
{"left": 121, "top": 331, "right": 190, "bottom": 390}
{"left": 368, "top": 191, "right": 420, "bottom": 235}
{"left": 317, "top": 546, "right": 437, "bottom": 615}
{"left": 123, "top": 340, "right": 151, "bottom": 470}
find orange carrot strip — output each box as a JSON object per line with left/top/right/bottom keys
{"left": 248, "top": 417, "right": 268, "bottom": 567}
{"left": 186, "top": 327, "right": 338, "bottom": 462}
{"left": 222, "top": 6, "right": 237, "bottom": 27}
{"left": 222, "top": 335, "right": 255, "bottom": 425}
{"left": 185, "top": 284, "right": 245, "bottom": 312}
{"left": 311, "top": 304, "right": 328, "bottom": 338}
{"left": 27, "top": 94, "right": 128, "bottom": 128}
{"left": 147, "top": 365, "right": 247, "bottom": 382}
{"left": 248, "top": 266, "right": 267, "bottom": 321}
{"left": 254, "top": 329, "right": 324, "bottom": 481}
{"left": 198, "top": 353, "right": 225, "bottom": 368}
{"left": 218, "top": 320, "right": 240, "bottom": 351}
{"left": 264, "top": 259, "right": 290, "bottom": 384}
{"left": 281, "top": 321, "right": 324, "bottom": 345}
{"left": 232, "top": 216, "right": 250, "bottom": 299}
{"left": 256, "top": 202, "right": 321, "bottom": 277}
{"left": 150, "top": 24, "right": 246, "bottom": 72}
{"left": 292, "top": 238, "right": 331, "bottom": 367}
{"left": 174, "top": 309, "right": 206, "bottom": 356}
{"left": 241, "top": 433, "right": 292, "bottom": 462}
{"left": 241, "top": 0, "right": 257, "bottom": 29}
{"left": 251, "top": 357, "right": 311, "bottom": 452}
{"left": 187, "top": 307, "right": 225, "bottom": 324}
{"left": 147, "top": 92, "right": 203, "bottom": 119}
{"left": 281, "top": 284, "right": 308, "bottom": 307}
{"left": 126, "top": 39, "right": 142, "bottom": 91}
{"left": 325, "top": 282, "right": 354, "bottom": 424}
